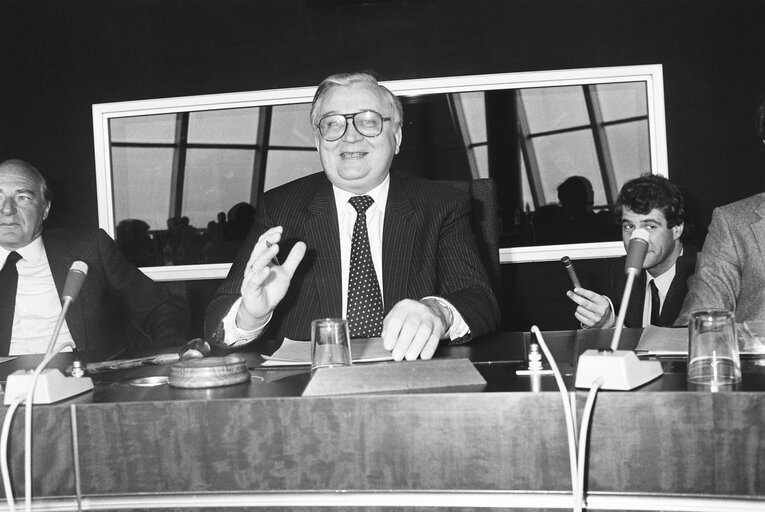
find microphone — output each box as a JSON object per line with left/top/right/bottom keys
{"left": 62, "top": 261, "right": 88, "bottom": 303}
{"left": 624, "top": 228, "right": 650, "bottom": 276}
{"left": 45, "top": 261, "right": 88, "bottom": 356}
{"left": 573, "top": 228, "right": 662, "bottom": 390}
{"left": 610, "top": 229, "right": 649, "bottom": 350}
{"left": 560, "top": 256, "right": 582, "bottom": 289}
{"left": 4, "top": 261, "right": 94, "bottom": 405}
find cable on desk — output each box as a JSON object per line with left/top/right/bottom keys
{"left": 530, "top": 326, "right": 581, "bottom": 512}
{"left": 577, "top": 377, "right": 603, "bottom": 511}
{"left": 23, "top": 341, "right": 77, "bottom": 511}
{"left": 1, "top": 396, "right": 23, "bottom": 512}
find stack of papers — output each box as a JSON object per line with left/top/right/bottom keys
{"left": 636, "top": 323, "right": 765, "bottom": 356}
{"left": 261, "top": 337, "right": 394, "bottom": 367}
{"left": 635, "top": 326, "right": 688, "bottom": 356}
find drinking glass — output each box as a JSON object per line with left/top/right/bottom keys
{"left": 311, "top": 318, "right": 352, "bottom": 375}
{"left": 687, "top": 310, "right": 741, "bottom": 388}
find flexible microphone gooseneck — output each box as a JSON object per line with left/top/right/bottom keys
{"left": 44, "top": 261, "right": 88, "bottom": 355}
{"left": 575, "top": 228, "right": 662, "bottom": 390}
{"left": 609, "top": 229, "right": 649, "bottom": 351}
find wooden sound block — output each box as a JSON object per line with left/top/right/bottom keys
{"left": 168, "top": 355, "right": 250, "bottom": 389}
{"left": 302, "top": 358, "right": 486, "bottom": 397}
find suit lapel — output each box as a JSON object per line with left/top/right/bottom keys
{"left": 752, "top": 196, "right": 765, "bottom": 262}
{"left": 304, "top": 182, "right": 342, "bottom": 318}
{"left": 660, "top": 250, "right": 695, "bottom": 326}
{"left": 382, "top": 177, "right": 415, "bottom": 310}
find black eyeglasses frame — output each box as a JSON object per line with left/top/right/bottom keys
{"left": 315, "top": 110, "right": 392, "bottom": 142}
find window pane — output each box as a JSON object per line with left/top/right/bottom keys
{"left": 595, "top": 82, "right": 647, "bottom": 122}
{"left": 606, "top": 120, "right": 651, "bottom": 184}
{"left": 187, "top": 107, "right": 260, "bottom": 144}
{"left": 471, "top": 145, "right": 489, "bottom": 179}
{"left": 110, "top": 114, "right": 176, "bottom": 143}
{"left": 520, "top": 155, "right": 533, "bottom": 211}
{"left": 264, "top": 149, "right": 321, "bottom": 191}
{"left": 458, "top": 92, "right": 487, "bottom": 142}
{"left": 532, "top": 130, "right": 604, "bottom": 206}
{"left": 270, "top": 104, "right": 314, "bottom": 146}
{"left": 520, "top": 86, "right": 589, "bottom": 133}
{"left": 111, "top": 147, "right": 174, "bottom": 231}
{"left": 182, "top": 148, "right": 255, "bottom": 227}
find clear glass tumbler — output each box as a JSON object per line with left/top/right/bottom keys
{"left": 310, "top": 318, "right": 352, "bottom": 375}
{"left": 687, "top": 310, "right": 741, "bottom": 387}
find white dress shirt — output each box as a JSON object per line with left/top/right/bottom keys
{"left": 1, "top": 237, "right": 75, "bottom": 355}
{"left": 641, "top": 263, "right": 677, "bottom": 328}
{"left": 222, "top": 175, "right": 468, "bottom": 345}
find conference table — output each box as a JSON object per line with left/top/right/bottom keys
{"left": 0, "top": 328, "right": 763, "bottom": 512}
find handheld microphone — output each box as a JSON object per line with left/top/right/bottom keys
{"left": 62, "top": 261, "right": 88, "bottom": 303}
{"left": 560, "top": 256, "right": 582, "bottom": 289}
{"left": 624, "top": 229, "right": 650, "bottom": 276}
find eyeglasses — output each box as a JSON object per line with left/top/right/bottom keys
{"left": 316, "top": 110, "right": 391, "bottom": 142}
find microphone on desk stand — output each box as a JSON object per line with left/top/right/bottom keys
{"left": 46, "top": 261, "right": 88, "bottom": 355}
{"left": 4, "top": 261, "right": 95, "bottom": 405}
{"left": 574, "top": 229, "right": 663, "bottom": 390}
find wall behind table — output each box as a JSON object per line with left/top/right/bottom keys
{"left": 2, "top": 0, "right": 765, "bottom": 336}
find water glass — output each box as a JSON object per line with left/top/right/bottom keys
{"left": 311, "top": 318, "right": 352, "bottom": 375}
{"left": 687, "top": 310, "right": 741, "bottom": 388}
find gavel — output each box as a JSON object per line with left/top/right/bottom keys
{"left": 82, "top": 338, "right": 212, "bottom": 374}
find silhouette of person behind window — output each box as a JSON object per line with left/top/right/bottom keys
{"left": 116, "top": 219, "right": 157, "bottom": 267}
{"left": 225, "top": 202, "right": 256, "bottom": 240}
{"left": 556, "top": 176, "right": 613, "bottom": 243}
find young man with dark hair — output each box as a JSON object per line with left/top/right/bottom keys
{"left": 567, "top": 174, "right": 696, "bottom": 328}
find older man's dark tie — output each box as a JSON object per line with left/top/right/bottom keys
{"left": 649, "top": 279, "right": 661, "bottom": 326}
{"left": 0, "top": 251, "right": 22, "bottom": 356}
{"left": 347, "top": 195, "right": 384, "bottom": 338}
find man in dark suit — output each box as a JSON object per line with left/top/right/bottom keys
{"left": 566, "top": 174, "right": 695, "bottom": 328}
{"left": 0, "top": 159, "right": 188, "bottom": 355}
{"left": 205, "top": 72, "right": 499, "bottom": 361}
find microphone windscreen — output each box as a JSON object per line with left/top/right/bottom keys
{"left": 624, "top": 228, "right": 649, "bottom": 275}
{"left": 62, "top": 261, "right": 88, "bottom": 302}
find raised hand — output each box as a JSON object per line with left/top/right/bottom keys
{"left": 236, "top": 226, "right": 306, "bottom": 330}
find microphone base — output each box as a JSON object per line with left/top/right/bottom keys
{"left": 575, "top": 349, "right": 663, "bottom": 390}
{"left": 3, "top": 369, "right": 94, "bottom": 404}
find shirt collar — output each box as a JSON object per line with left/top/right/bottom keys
{"left": 646, "top": 246, "right": 682, "bottom": 296}
{"left": 648, "top": 262, "right": 676, "bottom": 296}
{"left": 1, "top": 235, "right": 45, "bottom": 266}
{"left": 332, "top": 174, "right": 390, "bottom": 213}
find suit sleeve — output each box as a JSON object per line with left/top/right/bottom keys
{"left": 435, "top": 191, "right": 500, "bottom": 341}
{"left": 96, "top": 229, "right": 189, "bottom": 347}
{"left": 676, "top": 208, "right": 739, "bottom": 325}
{"left": 204, "top": 203, "right": 271, "bottom": 344}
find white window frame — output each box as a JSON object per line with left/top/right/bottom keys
{"left": 93, "top": 64, "right": 667, "bottom": 281}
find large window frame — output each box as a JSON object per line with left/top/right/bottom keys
{"left": 93, "top": 64, "right": 668, "bottom": 281}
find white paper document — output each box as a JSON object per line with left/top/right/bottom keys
{"left": 261, "top": 337, "right": 394, "bottom": 366}
{"left": 635, "top": 326, "right": 688, "bottom": 356}
{"left": 636, "top": 323, "right": 765, "bottom": 356}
